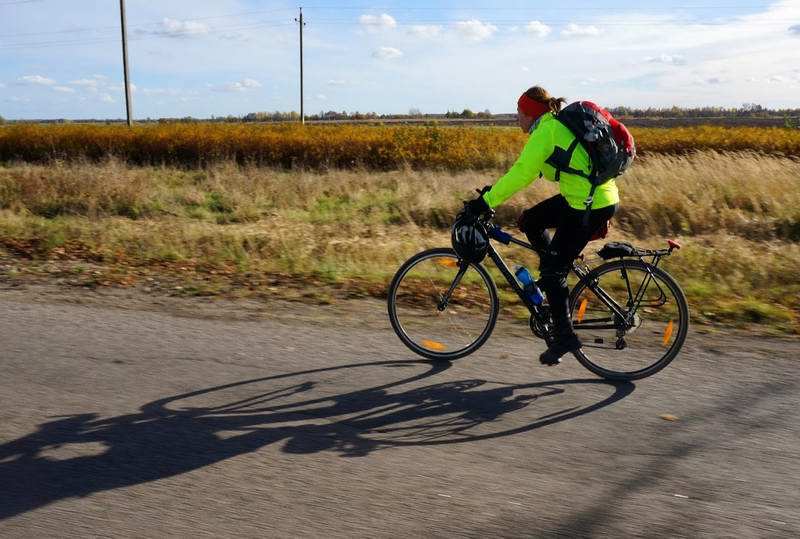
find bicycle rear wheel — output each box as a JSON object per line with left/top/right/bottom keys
{"left": 388, "top": 248, "right": 499, "bottom": 361}
{"left": 569, "top": 259, "right": 689, "bottom": 381}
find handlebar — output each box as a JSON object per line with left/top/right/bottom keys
{"left": 475, "top": 185, "right": 492, "bottom": 196}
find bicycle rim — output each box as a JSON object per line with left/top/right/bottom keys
{"left": 388, "top": 248, "right": 498, "bottom": 361}
{"left": 570, "top": 260, "right": 689, "bottom": 381}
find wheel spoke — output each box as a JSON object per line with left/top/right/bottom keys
{"left": 570, "top": 260, "right": 688, "bottom": 380}
{"left": 389, "top": 249, "right": 498, "bottom": 361}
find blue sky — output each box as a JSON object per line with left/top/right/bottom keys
{"left": 1, "top": 0, "right": 799, "bottom": 119}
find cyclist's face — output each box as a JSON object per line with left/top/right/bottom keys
{"left": 517, "top": 107, "right": 534, "bottom": 133}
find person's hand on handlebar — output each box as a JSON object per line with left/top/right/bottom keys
{"left": 463, "top": 185, "right": 492, "bottom": 219}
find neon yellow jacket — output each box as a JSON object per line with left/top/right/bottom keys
{"left": 482, "top": 112, "right": 619, "bottom": 211}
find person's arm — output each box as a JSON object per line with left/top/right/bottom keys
{"left": 482, "top": 124, "right": 553, "bottom": 208}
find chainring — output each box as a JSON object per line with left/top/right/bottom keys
{"left": 529, "top": 313, "right": 554, "bottom": 346}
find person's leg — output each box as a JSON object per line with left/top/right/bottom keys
{"left": 538, "top": 203, "right": 618, "bottom": 365}
{"left": 517, "top": 195, "right": 565, "bottom": 252}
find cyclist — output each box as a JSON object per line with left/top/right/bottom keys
{"left": 465, "top": 86, "right": 620, "bottom": 366}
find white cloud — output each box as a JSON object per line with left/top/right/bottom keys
{"left": 0, "top": 83, "right": 5, "bottom": 89}
{"left": 705, "top": 77, "right": 723, "bottom": 85}
{"left": 521, "top": 66, "right": 529, "bottom": 72}
{"left": 100, "top": 94, "right": 115, "bottom": 103}
{"left": 142, "top": 88, "right": 180, "bottom": 96}
{"left": 316, "top": 94, "right": 328, "bottom": 100}
{"left": 407, "top": 25, "right": 443, "bottom": 39}
{"left": 789, "top": 24, "right": 800, "bottom": 35}
{"left": 579, "top": 77, "right": 599, "bottom": 86}
{"left": 561, "top": 23, "right": 600, "bottom": 37}
{"left": 327, "top": 79, "right": 346, "bottom": 86}
{"left": 17, "top": 75, "right": 55, "bottom": 86}
{"left": 372, "top": 46, "right": 403, "bottom": 60}
{"left": 525, "top": 21, "right": 551, "bottom": 38}
{"left": 69, "top": 79, "right": 99, "bottom": 88}
{"left": 359, "top": 14, "right": 396, "bottom": 32}
{"left": 208, "top": 78, "right": 262, "bottom": 92}
{"left": 9, "top": 96, "right": 31, "bottom": 103}
{"left": 455, "top": 19, "right": 497, "bottom": 42}
{"left": 4, "top": 0, "right": 800, "bottom": 117}
{"left": 645, "top": 53, "right": 687, "bottom": 66}
{"left": 93, "top": 75, "right": 108, "bottom": 80}
{"left": 162, "top": 17, "right": 209, "bottom": 37}
{"left": 218, "top": 32, "right": 253, "bottom": 43}
{"left": 108, "top": 83, "right": 138, "bottom": 93}
{"left": 53, "top": 86, "right": 76, "bottom": 93}
{"left": 138, "top": 18, "right": 210, "bottom": 38}
{"left": 768, "top": 75, "right": 788, "bottom": 83}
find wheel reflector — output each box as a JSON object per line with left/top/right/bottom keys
{"left": 577, "top": 298, "right": 588, "bottom": 322}
{"left": 422, "top": 339, "right": 447, "bottom": 351}
{"left": 436, "top": 258, "right": 458, "bottom": 268}
{"left": 663, "top": 320, "right": 674, "bottom": 346}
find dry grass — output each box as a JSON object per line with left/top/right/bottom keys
{"left": 0, "top": 152, "right": 798, "bottom": 332}
{"left": 617, "top": 152, "right": 800, "bottom": 240}
{"left": 1, "top": 151, "right": 798, "bottom": 239}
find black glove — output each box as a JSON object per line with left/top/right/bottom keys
{"left": 464, "top": 193, "right": 490, "bottom": 218}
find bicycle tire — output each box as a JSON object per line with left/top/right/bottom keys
{"left": 387, "top": 247, "right": 499, "bottom": 361}
{"left": 569, "top": 259, "right": 689, "bottom": 381}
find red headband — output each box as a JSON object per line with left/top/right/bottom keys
{"left": 517, "top": 94, "right": 550, "bottom": 120}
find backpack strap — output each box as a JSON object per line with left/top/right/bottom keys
{"left": 581, "top": 182, "right": 598, "bottom": 228}
{"left": 546, "top": 137, "right": 591, "bottom": 182}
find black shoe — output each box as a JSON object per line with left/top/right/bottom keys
{"left": 539, "top": 333, "right": 582, "bottom": 366}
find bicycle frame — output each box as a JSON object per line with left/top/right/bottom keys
{"left": 478, "top": 222, "right": 673, "bottom": 334}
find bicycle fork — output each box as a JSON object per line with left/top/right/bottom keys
{"left": 437, "top": 261, "right": 469, "bottom": 311}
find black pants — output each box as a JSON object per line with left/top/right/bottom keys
{"left": 518, "top": 195, "right": 618, "bottom": 334}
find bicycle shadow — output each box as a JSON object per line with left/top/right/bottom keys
{"left": 0, "top": 359, "right": 634, "bottom": 520}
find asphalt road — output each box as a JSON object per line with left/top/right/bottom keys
{"left": 1, "top": 290, "right": 799, "bottom": 538}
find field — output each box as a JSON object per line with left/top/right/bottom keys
{"left": 2, "top": 123, "right": 800, "bottom": 169}
{"left": 1, "top": 129, "right": 799, "bottom": 334}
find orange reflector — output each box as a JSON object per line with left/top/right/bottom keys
{"left": 663, "top": 320, "right": 674, "bottom": 346}
{"left": 577, "top": 298, "right": 588, "bottom": 322}
{"left": 422, "top": 339, "right": 447, "bottom": 351}
{"left": 436, "top": 258, "right": 458, "bottom": 268}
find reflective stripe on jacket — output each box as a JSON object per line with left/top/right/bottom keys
{"left": 482, "top": 112, "right": 620, "bottom": 211}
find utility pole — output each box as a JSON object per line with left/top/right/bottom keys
{"left": 119, "top": 0, "right": 133, "bottom": 126}
{"left": 295, "top": 7, "right": 306, "bottom": 124}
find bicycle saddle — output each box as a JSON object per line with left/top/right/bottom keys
{"left": 597, "top": 241, "right": 637, "bottom": 259}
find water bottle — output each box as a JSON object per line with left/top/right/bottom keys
{"left": 514, "top": 265, "right": 544, "bottom": 306}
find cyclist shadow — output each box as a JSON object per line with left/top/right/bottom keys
{"left": 0, "top": 359, "right": 634, "bottom": 520}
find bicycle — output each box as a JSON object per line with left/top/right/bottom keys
{"left": 387, "top": 193, "right": 689, "bottom": 381}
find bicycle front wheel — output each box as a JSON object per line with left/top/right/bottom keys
{"left": 569, "top": 259, "right": 689, "bottom": 381}
{"left": 388, "top": 248, "right": 499, "bottom": 361}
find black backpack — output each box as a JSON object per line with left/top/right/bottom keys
{"left": 546, "top": 101, "right": 636, "bottom": 224}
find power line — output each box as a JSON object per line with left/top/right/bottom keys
{"left": 1, "top": 14, "right": 790, "bottom": 49}
{"left": 300, "top": 4, "right": 774, "bottom": 10}
{"left": 0, "top": 21, "right": 294, "bottom": 50}
{"left": 0, "top": 4, "right": 777, "bottom": 39}
{"left": 307, "top": 18, "right": 798, "bottom": 27}
{"left": 0, "top": 3, "right": 791, "bottom": 50}
{"left": 0, "top": 7, "right": 297, "bottom": 39}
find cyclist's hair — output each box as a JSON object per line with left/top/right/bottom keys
{"left": 524, "top": 86, "right": 567, "bottom": 114}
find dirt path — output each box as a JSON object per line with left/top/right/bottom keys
{"left": 1, "top": 285, "right": 798, "bottom": 538}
